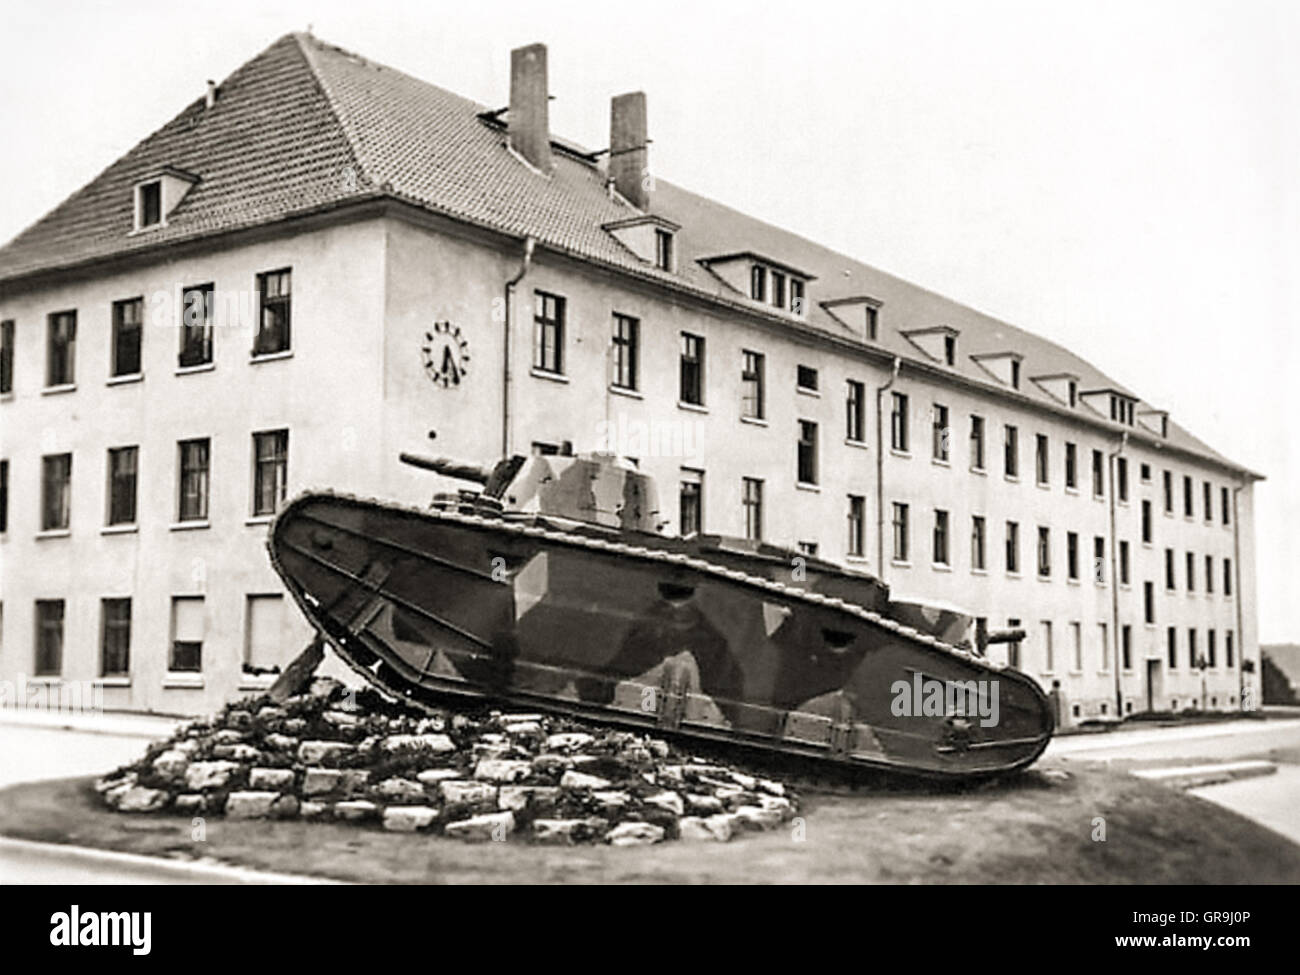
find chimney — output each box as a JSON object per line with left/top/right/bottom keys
{"left": 509, "top": 44, "right": 552, "bottom": 173}
{"left": 205, "top": 80, "right": 217, "bottom": 109}
{"left": 610, "top": 91, "right": 649, "bottom": 209}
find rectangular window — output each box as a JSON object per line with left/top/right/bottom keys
{"left": 245, "top": 594, "right": 286, "bottom": 673}
{"left": 1189, "top": 628, "right": 1198, "bottom": 669}
{"left": 35, "top": 599, "right": 64, "bottom": 676}
{"left": 252, "top": 429, "right": 289, "bottom": 517}
{"left": 1004, "top": 425, "right": 1019, "bottom": 478}
{"left": 41, "top": 453, "right": 72, "bottom": 531}
{"left": 1099, "top": 622, "right": 1110, "bottom": 672}
{"left": 1183, "top": 475, "right": 1193, "bottom": 517}
{"left": 1005, "top": 521, "right": 1020, "bottom": 574}
{"left": 1067, "top": 531, "right": 1079, "bottom": 581}
{"left": 797, "top": 420, "right": 819, "bottom": 485}
{"left": 741, "top": 351, "right": 765, "bottom": 420}
{"left": 749, "top": 265, "right": 766, "bottom": 301}
{"left": 846, "top": 380, "right": 865, "bottom": 442}
{"left": 679, "top": 468, "right": 703, "bottom": 536}
{"left": 1165, "top": 548, "right": 1176, "bottom": 589}
{"left": 106, "top": 446, "right": 138, "bottom": 526}
{"left": 1140, "top": 463, "right": 1151, "bottom": 482}
{"left": 169, "top": 596, "right": 205, "bottom": 672}
{"left": 1071, "top": 622, "right": 1083, "bottom": 672}
{"left": 101, "top": 597, "right": 131, "bottom": 676}
{"left": 892, "top": 502, "right": 910, "bottom": 562}
{"left": 611, "top": 314, "right": 639, "bottom": 390}
{"left": 1224, "top": 558, "right": 1233, "bottom": 596}
{"left": 1144, "top": 581, "right": 1155, "bottom": 624}
{"left": 1205, "top": 554, "right": 1214, "bottom": 594}
{"left": 1037, "top": 526, "right": 1051, "bottom": 577}
{"left": 1203, "top": 481, "right": 1212, "bottom": 522}
{"left": 654, "top": 228, "right": 673, "bottom": 271}
{"left": 1093, "top": 536, "right": 1105, "bottom": 583}
{"left": 891, "top": 392, "right": 909, "bottom": 452}
{"left": 932, "top": 404, "right": 949, "bottom": 461}
{"left": 789, "top": 278, "right": 805, "bottom": 315}
{"left": 1207, "top": 629, "right": 1217, "bottom": 668}
{"left": 970, "top": 415, "right": 985, "bottom": 470}
{"left": 742, "top": 478, "right": 763, "bottom": 541}
{"left": 1141, "top": 499, "right": 1152, "bottom": 543}
{"left": 1121, "top": 624, "right": 1132, "bottom": 670}
{"left": 1092, "top": 449, "right": 1104, "bottom": 497}
{"left": 679, "top": 332, "right": 705, "bottom": 405}
{"left": 178, "top": 438, "right": 210, "bottom": 523}
{"left": 797, "top": 540, "right": 818, "bottom": 556}
{"left": 1163, "top": 470, "right": 1173, "bottom": 513}
{"left": 770, "top": 270, "right": 787, "bottom": 309}
{"left": 1221, "top": 486, "right": 1231, "bottom": 526}
{"left": 865, "top": 305, "right": 878, "bottom": 340}
{"left": 1117, "top": 458, "right": 1129, "bottom": 502}
{"left": 1041, "top": 621, "right": 1054, "bottom": 672}
{"left": 1226, "top": 631, "right": 1235, "bottom": 668}
{"left": 1065, "top": 442, "right": 1077, "bottom": 489}
{"left": 847, "top": 495, "right": 865, "bottom": 557}
{"left": 1008, "top": 618, "right": 1022, "bottom": 669}
{"left": 46, "top": 310, "right": 76, "bottom": 386}
{"left": 1167, "top": 626, "right": 1178, "bottom": 669}
{"left": 0, "top": 458, "right": 6, "bottom": 533}
{"left": 1186, "top": 551, "right": 1195, "bottom": 591}
{"left": 0, "top": 319, "right": 13, "bottom": 393}
{"left": 943, "top": 334, "right": 956, "bottom": 366}
{"left": 1035, "top": 434, "right": 1048, "bottom": 485}
{"left": 110, "top": 298, "right": 143, "bottom": 377}
{"left": 179, "top": 284, "right": 213, "bottom": 368}
{"left": 533, "top": 291, "right": 565, "bottom": 374}
{"left": 971, "top": 515, "right": 986, "bottom": 571}
{"left": 933, "top": 509, "right": 950, "bottom": 566}
{"left": 138, "top": 180, "right": 162, "bottom": 227}
{"left": 1119, "top": 540, "right": 1130, "bottom": 585}
{"left": 796, "top": 364, "right": 819, "bottom": 392}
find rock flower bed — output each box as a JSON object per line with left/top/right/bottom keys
{"left": 95, "top": 678, "right": 799, "bottom": 846}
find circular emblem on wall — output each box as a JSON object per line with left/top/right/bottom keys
{"left": 421, "top": 321, "right": 470, "bottom": 388}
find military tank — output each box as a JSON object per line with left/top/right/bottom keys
{"left": 267, "top": 450, "right": 1052, "bottom": 778}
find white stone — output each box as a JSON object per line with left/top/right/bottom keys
{"left": 757, "top": 778, "right": 786, "bottom": 797}
{"left": 758, "top": 795, "right": 795, "bottom": 819}
{"left": 473, "top": 759, "right": 532, "bottom": 783}
{"left": 112, "top": 785, "right": 170, "bottom": 812}
{"left": 735, "top": 805, "right": 783, "bottom": 829}
{"left": 560, "top": 770, "right": 612, "bottom": 790}
{"left": 297, "top": 740, "right": 355, "bottom": 765}
{"left": 498, "top": 785, "right": 560, "bottom": 812}
{"left": 302, "top": 767, "right": 343, "bottom": 795}
{"left": 151, "top": 749, "right": 190, "bottom": 782}
{"left": 249, "top": 767, "right": 296, "bottom": 791}
{"left": 381, "top": 733, "right": 456, "bottom": 754}
{"left": 334, "top": 800, "right": 379, "bottom": 821}
{"left": 375, "top": 777, "right": 425, "bottom": 801}
{"left": 686, "top": 793, "right": 724, "bottom": 814}
{"left": 382, "top": 805, "right": 438, "bottom": 832}
{"left": 605, "top": 822, "right": 665, "bottom": 846}
{"left": 729, "top": 771, "right": 758, "bottom": 790}
{"left": 592, "top": 790, "right": 631, "bottom": 812}
{"left": 530, "top": 818, "right": 586, "bottom": 845}
{"left": 438, "top": 780, "right": 498, "bottom": 807}
{"left": 545, "top": 732, "right": 595, "bottom": 752}
{"left": 184, "top": 760, "right": 242, "bottom": 790}
{"left": 416, "top": 768, "right": 461, "bottom": 786}
{"left": 644, "top": 790, "right": 685, "bottom": 816}
{"left": 224, "top": 791, "right": 279, "bottom": 819}
{"left": 679, "top": 814, "right": 737, "bottom": 842}
{"left": 444, "top": 811, "right": 515, "bottom": 842}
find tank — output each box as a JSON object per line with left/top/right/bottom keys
{"left": 267, "top": 450, "right": 1052, "bottom": 778}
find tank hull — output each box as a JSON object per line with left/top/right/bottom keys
{"left": 268, "top": 492, "right": 1052, "bottom": 778}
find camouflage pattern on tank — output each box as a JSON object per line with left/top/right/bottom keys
{"left": 268, "top": 452, "right": 1052, "bottom": 777}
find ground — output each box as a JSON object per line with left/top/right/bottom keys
{"left": 2, "top": 759, "right": 1298, "bottom": 884}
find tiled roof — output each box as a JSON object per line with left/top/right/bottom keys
{"left": 0, "top": 33, "right": 1256, "bottom": 477}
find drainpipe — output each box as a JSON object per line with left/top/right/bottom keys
{"left": 875, "top": 357, "right": 902, "bottom": 579}
{"left": 1232, "top": 484, "right": 1246, "bottom": 709}
{"left": 1107, "top": 432, "right": 1128, "bottom": 718}
{"left": 502, "top": 236, "right": 536, "bottom": 456}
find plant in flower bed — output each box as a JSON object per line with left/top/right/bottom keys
{"left": 94, "top": 677, "right": 798, "bottom": 846}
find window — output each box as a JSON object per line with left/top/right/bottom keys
{"left": 1093, "top": 536, "right": 1105, "bottom": 583}
{"left": 177, "top": 438, "right": 210, "bottom": 523}
{"left": 1224, "top": 558, "right": 1233, "bottom": 596}
{"left": 1117, "top": 458, "right": 1129, "bottom": 502}
{"left": 892, "top": 503, "right": 910, "bottom": 562}
{"left": 1067, "top": 531, "right": 1079, "bottom": 581}
{"left": 1007, "top": 618, "right": 1023, "bottom": 669}
{"left": 865, "top": 305, "right": 878, "bottom": 340}
{"left": 770, "top": 270, "right": 787, "bottom": 309}
{"left": 1226, "top": 631, "right": 1235, "bottom": 668}
{"left": 41, "top": 453, "right": 72, "bottom": 531}
{"left": 749, "top": 265, "right": 766, "bottom": 301}
{"left": 1004, "top": 425, "right": 1018, "bottom": 478}
{"left": 1064, "top": 442, "right": 1077, "bottom": 489}
{"left": 797, "top": 421, "right": 818, "bottom": 485}
{"left": 0, "top": 459, "right": 6, "bottom": 533}
{"left": 971, "top": 515, "right": 986, "bottom": 570}
{"left": 111, "top": 298, "right": 143, "bottom": 377}
{"left": 1068, "top": 380, "right": 1077, "bottom": 407}
{"left": 1144, "top": 581, "right": 1155, "bottom": 624}
{"left": 1185, "top": 551, "right": 1195, "bottom": 591}
{"left": 1071, "top": 622, "right": 1083, "bottom": 672}
{"left": 680, "top": 468, "right": 703, "bottom": 536}
{"left": 1121, "top": 624, "right": 1132, "bottom": 670}
{"left": 1189, "top": 628, "right": 1199, "bottom": 668}
{"left": 169, "top": 596, "right": 205, "bottom": 672}
{"left": 106, "top": 446, "right": 138, "bottom": 526}
{"left": 1140, "top": 463, "right": 1151, "bottom": 482}
{"left": 1005, "top": 521, "right": 1019, "bottom": 573}
{"left": 1037, "top": 526, "right": 1050, "bottom": 577}
{"left": 1165, "top": 548, "right": 1176, "bottom": 589}
{"left": 1204, "top": 554, "right": 1214, "bottom": 594}
{"left": 179, "top": 284, "right": 213, "bottom": 368}
{"left": 252, "top": 430, "right": 289, "bottom": 517}
{"left": 845, "top": 380, "right": 865, "bottom": 442}
{"left": 1035, "top": 434, "right": 1048, "bottom": 485}
{"left": 654, "top": 228, "right": 674, "bottom": 271}
{"left": 1141, "top": 500, "right": 1152, "bottom": 543}
{"left": 0, "top": 319, "right": 12, "bottom": 393}
{"left": 796, "top": 365, "right": 819, "bottom": 392}
{"left": 1119, "top": 540, "right": 1130, "bottom": 585}
{"left": 933, "top": 509, "right": 950, "bottom": 565}
{"left": 932, "top": 404, "right": 949, "bottom": 461}
{"left": 1167, "top": 627, "right": 1177, "bottom": 668}
{"left": 35, "top": 599, "right": 64, "bottom": 676}
{"left": 1010, "top": 360, "right": 1021, "bottom": 389}
{"left": 1207, "top": 629, "right": 1217, "bottom": 668}
{"left": 970, "top": 415, "right": 985, "bottom": 470}
{"left": 1202, "top": 481, "right": 1212, "bottom": 522}
{"left": 679, "top": 332, "right": 704, "bottom": 405}
{"left": 890, "top": 392, "right": 909, "bottom": 452}
{"left": 137, "top": 180, "right": 162, "bottom": 228}
{"left": 1221, "top": 486, "right": 1231, "bottom": 526}
{"left": 533, "top": 291, "right": 565, "bottom": 374}
{"left": 1092, "top": 449, "right": 1104, "bottom": 497}
{"left": 797, "top": 540, "right": 818, "bottom": 556}
{"left": 1041, "top": 621, "right": 1054, "bottom": 672}
{"left": 611, "top": 314, "right": 639, "bottom": 390}
{"left": 943, "top": 334, "right": 957, "bottom": 366}
{"left": 742, "top": 478, "right": 763, "bottom": 541}
{"left": 46, "top": 310, "right": 76, "bottom": 386}
{"left": 101, "top": 598, "right": 131, "bottom": 676}
{"left": 1183, "top": 475, "right": 1193, "bottom": 517}
{"left": 789, "top": 278, "right": 805, "bottom": 315}
{"left": 1163, "top": 470, "right": 1173, "bottom": 513}
{"left": 1099, "top": 622, "right": 1110, "bottom": 672}
{"left": 246, "top": 594, "right": 286, "bottom": 673}
{"left": 254, "top": 270, "right": 292, "bottom": 356}
{"left": 741, "top": 351, "right": 765, "bottom": 420}
{"left": 847, "top": 495, "right": 865, "bottom": 557}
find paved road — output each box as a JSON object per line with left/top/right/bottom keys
{"left": 1189, "top": 767, "right": 1300, "bottom": 845}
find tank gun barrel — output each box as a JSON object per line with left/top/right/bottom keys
{"left": 399, "top": 453, "right": 491, "bottom": 484}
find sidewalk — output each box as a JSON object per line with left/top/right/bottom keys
{"left": 1046, "top": 717, "right": 1300, "bottom": 757}
{"left": 0, "top": 706, "right": 182, "bottom": 740}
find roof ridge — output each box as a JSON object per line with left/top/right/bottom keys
{"left": 289, "top": 33, "right": 373, "bottom": 192}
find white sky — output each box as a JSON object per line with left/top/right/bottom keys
{"left": 1, "top": 0, "right": 1296, "bottom": 641}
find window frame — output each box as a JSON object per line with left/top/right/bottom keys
{"left": 46, "top": 310, "right": 77, "bottom": 387}
{"left": 532, "top": 290, "right": 565, "bottom": 375}
{"left": 252, "top": 429, "right": 289, "bottom": 518}
{"left": 254, "top": 268, "right": 292, "bottom": 357}
{"left": 106, "top": 445, "right": 139, "bottom": 527}
{"left": 177, "top": 438, "right": 211, "bottom": 523}
{"left": 611, "top": 313, "right": 640, "bottom": 391}
{"left": 679, "top": 332, "right": 705, "bottom": 406}
{"left": 179, "top": 283, "right": 215, "bottom": 368}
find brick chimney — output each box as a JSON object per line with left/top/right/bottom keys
{"left": 610, "top": 91, "right": 649, "bottom": 209}
{"left": 509, "top": 44, "right": 552, "bottom": 173}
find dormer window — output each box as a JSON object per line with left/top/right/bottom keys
{"left": 750, "top": 265, "right": 766, "bottom": 301}
{"left": 865, "top": 305, "right": 878, "bottom": 340}
{"left": 1068, "top": 380, "right": 1077, "bottom": 406}
{"left": 770, "top": 270, "right": 786, "bottom": 309}
{"left": 702, "top": 253, "right": 812, "bottom": 317}
{"left": 131, "top": 166, "right": 198, "bottom": 233}
{"left": 790, "top": 279, "right": 805, "bottom": 316}
{"left": 1010, "top": 360, "right": 1021, "bottom": 389}
{"left": 602, "top": 214, "right": 680, "bottom": 272}
{"left": 820, "top": 296, "right": 881, "bottom": 341}
{"left": 137, "top": 181, "right": 162, "bottom": 229}
{"left": 1109, "top": 394, "right": 1135, "bottom": 426}
{"left": 654, "top": 228, "right": 674, "bottom": 271}
{"left": 971, "top": 351, "right": 1024, "bottom": 389}
{"left": 943, "top": 334, "right": 956, "bottom": 366}
{"left": 901, "top": 326, "right": 959, "bottom": 366}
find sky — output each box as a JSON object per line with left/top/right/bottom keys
{"left": 1, "top": 0, "right": 1296, "bottom": 641}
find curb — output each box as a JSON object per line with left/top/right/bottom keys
{"left": 0, "top": 708, "right": 181, "bottom": 741}
{"left": 1131, "top": 760, "right": 1278, "bottom": 790}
